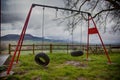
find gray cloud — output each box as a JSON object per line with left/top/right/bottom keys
{"left": 1, "top": 12, "right": 24, "bottom": 23}
{"left": 1, "top": 0, "right": 31, "bottom": 23}
{"left": 1, "top": 0, "right": 120, "bottom": 44}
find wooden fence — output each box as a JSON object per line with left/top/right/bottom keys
{"left": 8, "top": 44, "right": 120, "bottom": 54}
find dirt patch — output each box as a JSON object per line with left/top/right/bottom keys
{"left": 32, "top": 76, "right": 41, "bottom": 80}
{"left": 14, "top": 71, "right": 27, "bottom": 75}
{"left": 56, "top": 76, "right": 69, "bottom": 80}
{"left": 77, "top": 77, "right": 87, "bottom": 80}
{"left": 65, "top": 61, "right": 88, "bottom": 68}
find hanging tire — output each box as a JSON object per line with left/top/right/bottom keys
{"left": 71, "top": 51, "right": 84, "bottom": 57}
{"left": 35, "top": 53, "right": 50, "bottom": 66}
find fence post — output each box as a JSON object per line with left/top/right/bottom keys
{"left": 50, "top": 44, "right": 52, "bottom": 53}
{"left": 82, "top": 45, "right": 84, "bottom": 51}
{"left": 108, "top": 44, "right": 112, "bottom": 53}
{"left": 33, "top": 44, "right": 35, "bottom": 55}
{"left": 96, "top": 44, "right": 97, "bottom": 54}
{"left": 9, "top": 44, "right": 11, "bottom": 54}
{"left": 67, "top": 44, "right": 68, "bottom": 54}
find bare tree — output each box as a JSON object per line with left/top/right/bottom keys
{"left": 62, "top": 0, "right": 120, "bottom": 33}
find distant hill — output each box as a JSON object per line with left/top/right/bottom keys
{"left": 1, "top": 34, "right": 68, "bottom": 43}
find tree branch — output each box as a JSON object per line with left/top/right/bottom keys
{"left": 93, "top": 8, "right": 120, "bottom": 18}
{"left": 79, "top": 0, "right": 87, "bottom": 11}
{"left": 91, "top": 0, "right": 99, "bottom": 12}
{"left": 105, "top": 0, "right": 120, "bottom": 8}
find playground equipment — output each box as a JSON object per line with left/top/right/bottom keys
{"left": 35, "top": 53, "right": 50, "bottom": 66}
{"left": 6, "top": 4, "right": 111, "bottom": 75}
{"left": 69, "top": 26, "right": 84, "bottom": 57}
{"left": 86, "top": 14, "right": 111, "bottom": 63}
{"left": 34, "top": 7, "right": 50, "bottom": 66}
{"left": 71, "top": 51, "right": 83, "bottom": 57}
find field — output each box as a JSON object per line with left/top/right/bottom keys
{"left": 2, "top": 52, "right": 120, "bottom": 80}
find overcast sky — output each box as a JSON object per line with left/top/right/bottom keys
{"left": 1, "top": 0, "right": 120, "bottom": 44}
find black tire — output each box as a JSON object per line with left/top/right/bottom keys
{"left": 71, "top": 51, "right": 84, "bottom": 57}
{"left": 35, "top": 53, "right": 50, "bottom": 66}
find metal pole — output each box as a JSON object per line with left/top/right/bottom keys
{"left": 16, "top": 5, "right": 33, "bottom": 63}
{"left": 32, "top": 4, "right": 89, "bottom": 14}
{"left": 86, "top": 14, "right": 90, "bottom": 60}
{"left": 90, "top": 15, "right": 111, "bottom": 64}
{"left": 7, "top": 5, "right": 34, "bottom": 74}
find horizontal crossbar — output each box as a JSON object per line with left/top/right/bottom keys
{"left": 32, "top": 4, "right": 90, "bottom": 14}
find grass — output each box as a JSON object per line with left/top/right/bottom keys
{"left": 3, "top": 52, "right": 120, "bottom": 80}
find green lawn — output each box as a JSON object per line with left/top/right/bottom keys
{"left": 4, "top": 52, "right": 120, "bottom": 80}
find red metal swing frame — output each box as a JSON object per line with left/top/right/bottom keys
{"left": 86, "top": 14, "right": 111, "bottom": 63}
{"left": 6, "top": 4, "right": 111, "bottom": 75}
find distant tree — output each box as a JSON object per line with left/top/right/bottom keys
{"left": 62, "top": 0, "right": 120, "bottom": 33}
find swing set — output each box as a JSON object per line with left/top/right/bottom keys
{"left": 6, "top": 4, "right": 111, "bottom": 75}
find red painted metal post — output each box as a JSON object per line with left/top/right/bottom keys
{"left": 15, "top": 20, "right": 27, "bottom": 63}
{"left": 7, "top": 29, "right": 24, "bottom": 74}
{"left": 90, "top": 15, "right": 111, "bottom": 64}
{"left": 6, "top": 5, "right": 33, "bottom": 74}
{"left": 86, "top": 14, "right": 90, "bottom": 60}
{"left": 16, "top": 6, "right": 33, "bottom": 63}
{"left": 7, "top": 27, "right": 26, "bottom": 74}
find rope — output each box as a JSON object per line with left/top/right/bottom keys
{"left": 55, "top": 9, "right": 58, "bottom": 18}
{"left": 71, "top": 29, "right": 74, "bottom": 50}
{"left": 42, "top": 7, "right": 45, "bottom": 52}
{"left": 80, "top": 26, "right": 82, "bottom": 48}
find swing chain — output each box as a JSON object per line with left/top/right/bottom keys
{"left": 42, "top": 7, "right": 45, "bottom": 52}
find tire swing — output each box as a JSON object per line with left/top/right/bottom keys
{"left": 35, "top": 52, "right": 50, "bottom": 66}
{"left": 35, "top": 7, "right": 50, "bottom": 66}
{"left": 70, "top": 26, "right": 84, "bottom": 57}
{"left": 71, "top": 50, "right": 83, "bottom": 57}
